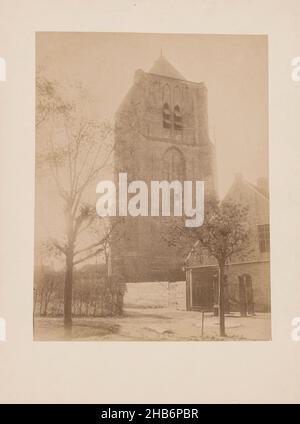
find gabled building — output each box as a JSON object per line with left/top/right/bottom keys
{"left": 185, "top": 174, "right": 271, "bottom": 314}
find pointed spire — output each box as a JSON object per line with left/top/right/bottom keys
{"left": 149, "top": 54, "right": 185, "bottom": 80}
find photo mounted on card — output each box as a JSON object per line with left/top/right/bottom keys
{"left": 34, "top": 33, "right": 270, "bottom": 341}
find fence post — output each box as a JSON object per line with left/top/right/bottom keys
{"left": 201, "top": 310, "right": 205, "bottom": 337}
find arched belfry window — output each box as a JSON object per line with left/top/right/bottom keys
{"left": 162, "top": 102, "right": 171, "bottom": 129}
{"left": 174, "top": 105, "right": 182, "bottom": 130}
{"left": 162, "top": 147, "right": 185, "bottom": 181}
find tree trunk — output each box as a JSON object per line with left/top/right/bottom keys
{"left": 33, "top": 289, "right": 38, "bottom": 315}
{"left": 219, "top": 264, "right": 226, "bottom": 337}
{"left": 43, "top": 297, "right": 48, "bottom": 316}
{"left": 44, "top": 290, "right": 52, "bottom": 316}
{"left": 101, "top": 293, "right": 104, "bottom": 316}
{"left": 39, "top": 288, "right": 44, "bottom": 316}
{"left": 64, "top": 251, "right": 74, "bottom": 338}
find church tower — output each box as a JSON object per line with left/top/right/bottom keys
{"left": 112, "top": 54, "right": 217, "bottom": 282}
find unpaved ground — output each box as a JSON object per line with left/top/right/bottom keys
{"left": 34, "top": 308, "right": 271, "bottom": 341}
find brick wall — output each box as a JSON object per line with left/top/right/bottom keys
{"left": 187, "top": 261, "right": 270, "bottom": 313}
{"left": 225, "top": 261, "right": 271, "bottom": 312}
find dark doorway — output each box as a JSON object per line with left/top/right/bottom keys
{"left": 190, "top": 267, "right": 218, "bottom": 311}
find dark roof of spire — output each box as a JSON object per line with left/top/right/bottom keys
{"left": 149, "top": 54, "right": 186, "bottom": 80}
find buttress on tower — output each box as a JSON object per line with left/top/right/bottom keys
{"left": 111, "top": 54, "right": 217, "bottom": 282}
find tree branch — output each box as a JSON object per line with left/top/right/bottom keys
{"left": 73, "top": 246, "right": 104, "bottom": 266}
{"left": 52, "top": 240, "right": 67, "bottom": 256}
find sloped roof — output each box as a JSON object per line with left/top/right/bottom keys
{"left": 149, "top": 54, "right": 186, "bottom": 80}
{"left": 225, "top": 174, "right": 269, "bottom": 202}
{"left": 247, "top": 181, "right": 269, "bottom": 199}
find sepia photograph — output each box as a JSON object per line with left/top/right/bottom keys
{"left": 34, "top": 32, "right": 270, "bottom": 341}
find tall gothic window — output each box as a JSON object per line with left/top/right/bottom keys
{"left": 174, "top": 105, "right": 182, "bottom": 130}
{"left": 162, "top": 147, "right": 185, "bottom": 181}
{"left": 162, "top": 102, "right": 171, "bottom": 129}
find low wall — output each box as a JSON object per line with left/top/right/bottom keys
{"left": 124, "top": 281, "right": 186, "bottom": 310}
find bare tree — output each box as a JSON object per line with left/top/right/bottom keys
{"left": 36, "top": 76, "right": 114, "bottom": 337}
